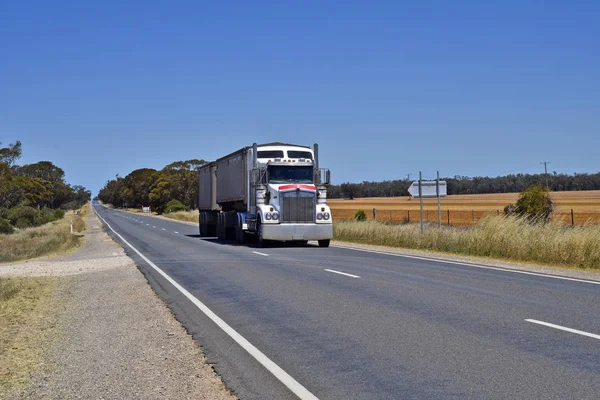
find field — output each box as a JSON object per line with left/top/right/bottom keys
{"left": 329, "top": 191, "right": 600, "bottom": 226}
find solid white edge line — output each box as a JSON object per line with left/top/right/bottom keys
{"left": 93, "top": 207, "right": 319, "bottom": 400}
{"left": 332, "top": 244, "right": 600, "bottom": 286}
{"left": 252, "top": 251, "right": 269, "bottom": 257}
{"left": 324, "top": 269, "right": 360, "bottom": 279}
{"left": 525, "top": 319, "right": 600, "bottom": 340}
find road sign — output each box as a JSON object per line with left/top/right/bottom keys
{"left": 408, "top": 181, "right": 447, "bottom": 198}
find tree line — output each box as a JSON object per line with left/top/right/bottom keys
{"left": 98, "top": 159, "right": 205, "bottom": 213}
{"left": 329, "top": 172, "right": 600, "bottom": 199}
{"left": 0, "top": 140, "right": 91, "bottom": 233}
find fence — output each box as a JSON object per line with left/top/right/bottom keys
{"left": 331, "top": 208, "right": 600, "bottom": 226}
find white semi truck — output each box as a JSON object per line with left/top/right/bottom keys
{"left": 198, "top": 142, "right": 333, "bottom": 247}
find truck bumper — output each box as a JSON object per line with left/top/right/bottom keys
{"left": 262, "top": 223, "right": 333, "bottom": 241}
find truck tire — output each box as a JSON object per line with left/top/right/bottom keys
{"left": 236, "top": 214, "right": 245, "bottom": 244}
{"left": 256, "top": 219, "right": 265, "bottom": 248}
{"left": 217, "top": 214, "right": 224, "bottom": 240}
{"left": 318, "top": 239, "right": 330, "bottom": 248}
{"left": 199, "top": 213, "right": 206, "bottom": 237}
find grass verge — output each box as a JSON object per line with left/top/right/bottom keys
{"left": 334, "top": 216, "right": 600, "bottom": 270}
{"left": 0, "top": 276, "right": 62, "bottom": 396}
{"left": 162, "top": 210, "right": 199, "bottom": 224}
{"left": 0, "top": 204, "right": 89, "bottom": 263}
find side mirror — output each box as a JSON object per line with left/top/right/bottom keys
{"left": 252, "top": 168, "right": 267, "bottom": 185}
{"left": 316, "top": 168, "right": 330, "bottom": 185}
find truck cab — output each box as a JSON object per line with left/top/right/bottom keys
{"left": 250, "top": 144, "right": 332, "bottom": 246}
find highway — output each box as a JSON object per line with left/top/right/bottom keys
{"left": 93, "top": 202, "right": 600, "bottom": 400}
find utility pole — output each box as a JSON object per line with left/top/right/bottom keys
{"left": 541, "top": 161, "right": 550, "bottom": 188}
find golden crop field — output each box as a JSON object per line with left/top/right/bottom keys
{"left": 329, "top": 190, "right": 600, "bottom": 226}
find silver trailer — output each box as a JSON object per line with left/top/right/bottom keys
{"left": 198, "top": 142, "right": 333, "bottom": 247}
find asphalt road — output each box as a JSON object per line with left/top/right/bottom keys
{"left": 93, "top": 202, "right": 600, "bottom": 400}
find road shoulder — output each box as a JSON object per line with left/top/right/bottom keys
{"left": 1, "top": 208, "right": 236, "bottom": 399}
{"left": 332, "top": 241, "right": 600, "bottom": 282}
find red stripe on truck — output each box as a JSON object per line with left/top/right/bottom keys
{"left": 278, "top": 184, "right": 316, "bottom": 191}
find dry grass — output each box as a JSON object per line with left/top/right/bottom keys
{"left": 329, "top": 190, "right": 600, "bottom": 225}
{"left": 163, "top": 210, "right": 199, "bottom": 223}
{"left": 0, "top": 276, "right": 61, "bottom": 395}
{"left": 334, "top": 216, "right": 600, "bottom": 270}
{"left": 0, "top": 204, "right": 89, "bottom": 263}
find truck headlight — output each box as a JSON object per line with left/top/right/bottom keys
{"left": 323, "top": 212, "right": 330, "bottom": 220}
{"left": 272, "top": 212, "right": 279, "bottom": 220}
{"left": 265, "top": 212, "right": 272, "bottom": 220}
{"left": 317, "top": 213, "right": 323, "bottom": 220}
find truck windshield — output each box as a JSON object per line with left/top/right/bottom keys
{"left": 268, "top": 166, "right": 313, "bottom": 184}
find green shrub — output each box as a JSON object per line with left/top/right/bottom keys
{"left": 15, "top": 218, "right": 33, "bottom": 229}
{"left": 513, "top": 184, "right": 553, "bottom": 221}
{"left": 165, "top": 199, "right": 188, "bottom": 213}
{"left": 53, "top": 209, "right": 65, "bottom": 220}
{"left": 0, "top": 208, "right": 8, "bottom": 220}
{"left": 354, "top": 210, "right": 367, "bottom": 221}
{"left": 0, "top": 218, "right": 14, "bottom": 234}
{"left": 7, "top": 206, "right": 37, "bottom": 226}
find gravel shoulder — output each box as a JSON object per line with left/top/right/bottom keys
{"left": 1, "top": 210, "right": 236, "bottom": 399}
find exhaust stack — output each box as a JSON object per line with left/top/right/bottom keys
{"left": 253, "top": 142, "right": 258, "bottom": 168}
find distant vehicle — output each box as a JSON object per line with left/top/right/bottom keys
{"left": 198, "top": 142, "right": 333, "bottom": 247}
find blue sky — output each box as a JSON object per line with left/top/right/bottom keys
{"left": 1, "top": 1, "right": 598, "bottom": 195}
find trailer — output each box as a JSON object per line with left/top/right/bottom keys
{"left": 198, "top": 142, "right": 332, "bottom": 247}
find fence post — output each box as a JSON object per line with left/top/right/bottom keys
{"left": 447, "top": 209, "right": 450, "bottom": 226}
{"left": 373, "top": 208, "right": 376, "bottom": 221}
{"left": 407, "top": 210, "right": 410, "bottom": 223}
{"left": 390, "top": 210, "right": 392, "bottom": 223}
{"left": 571, "top": 209, "right": 574, "bottom": 226}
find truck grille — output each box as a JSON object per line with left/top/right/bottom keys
{"left": 281, "top": 191, "right": 315, "bottom": 223}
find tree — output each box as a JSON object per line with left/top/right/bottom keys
{"left": 512, "top": 184, "right": 553, "bottom": 221}
{"left": 340, "top": 182, "right": 360, "bottom": 200}
{"left": 0, "top": 140, "right": 22, "bottom": 167}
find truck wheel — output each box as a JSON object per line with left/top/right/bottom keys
{"left": 200, "top": 213, "right": 206, "bottom": 237}
{"left": 217, "top": 214, "right": 223, "bottom": 240}
{"left": 236, "top": 214, "right": 245, "bottom": 244}
{"left": 256, "top": 220, "right": 265, "bottom": 248}
{"left": 318, "top": 239, "right": 330, "bottom": 248}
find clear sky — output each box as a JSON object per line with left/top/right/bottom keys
{"left": 1, "top": 1, "right": 598, "bottom": 195}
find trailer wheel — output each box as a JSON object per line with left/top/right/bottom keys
{"left": 318, "top": 239, "right": 330, "bottom": 248}
{"left": 217, "top": 213, "right": 223, "bottom": 240}
{"left": 199, "top": 213, "right": 205, "bottom": 237}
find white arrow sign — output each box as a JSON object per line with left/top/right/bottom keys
{"left": 408, "top": 181, "right": 447, "bottom": 198}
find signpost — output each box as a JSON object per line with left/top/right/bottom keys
{"left": 409, "top": 174, "right": 447, "bottom": 232}
{"left": 419, "top": 172, "right": 424, "bottom": 233}
{"left": 408, "top": 180, "right": 447, "bottom": 198}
